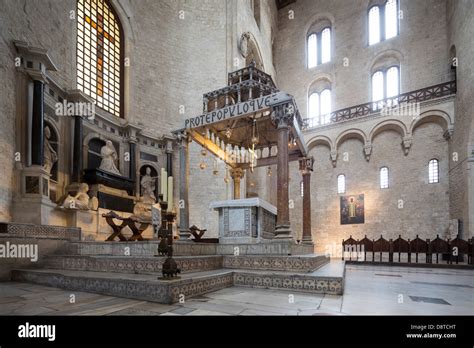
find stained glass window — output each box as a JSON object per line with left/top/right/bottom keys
{"left": 77, "top": 0, "right": 122, "bottom": 117}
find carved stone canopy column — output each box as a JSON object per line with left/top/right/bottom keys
{"left": 299, "top": 157, "right": 314, "bottom": 245}
{"left": 177, "top": 131, "right": 191, "bottom": 239}
{"left": 230, "top": 167, "right": 244, "bottom": 199}
{"left": 271, "top": 102, "right": 294, "bottom": 239}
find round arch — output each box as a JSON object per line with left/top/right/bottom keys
{"left": 369, "top": 119, "right": 407, "bottom": 143}
{"left": 335, "top": 128, "right": 368, "bottom": 151}
{"left": 410, "top": 110, "right": 453, "bottom": 135}
{"left": 307, "top": 135, "right": 334, "bottom": 152}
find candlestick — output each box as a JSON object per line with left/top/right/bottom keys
{"left": 167, "top": 176, "right": 173, "bottom": 210}
{"left": 161, "top": 168, "right": 168, "bottom": 202}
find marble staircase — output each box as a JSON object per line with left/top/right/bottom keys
{"left": 11, "top": 242, "right": 345, "bottom": 304}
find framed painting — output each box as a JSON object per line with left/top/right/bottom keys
{"left": 340, "top": 194, "right": 365, "bottom": 225}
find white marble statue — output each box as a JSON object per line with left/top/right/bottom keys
{"left": 99, "top": 140, "right": 121, "bottom": 175}
{"left": 62, "top": 183, "right": 98, "bottom": 210}
{"left": 43, "top": 126, "right": 58, "bottom": 175}
{"left": 141, "top": 167, "right": 158, "bottom": 204}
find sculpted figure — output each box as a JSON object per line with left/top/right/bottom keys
{"left": 62, "top": 183, "right": 97, "bottom": 210}
{"left": 43, "top": 126, "right": 58, "bottom": 174}
{"left": 141, "top": 167, "right": 158, "bottom": 204}
{"left": 99, "top": 140, "right": 120, "bottom": 175}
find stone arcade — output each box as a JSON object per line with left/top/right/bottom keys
{"left": 0, "top": 0, "right": 473, "bottom": 316}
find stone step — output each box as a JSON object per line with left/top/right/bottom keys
{"left": 11, "top": 261, "right": 344, "bottom": 304}
{"left": 64, "top": 241, "right": 217, "bottom": 256}
{"left": 43, "top": 255, "right": 223, "bottom": 274}
{"left": 43, "top": 253, "right": 329, "bottom": 274}
{"left": 223, "top": 254, "right": 329, "bottom": 272}
{"left": 11, "top": 268, "right": 235, "bottom": 304}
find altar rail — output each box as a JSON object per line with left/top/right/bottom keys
{"left": 303, "top": 80, "right": 457, "bottom": 130}
{"left": 342, "top": 234, "right": 473, "bottom": 265}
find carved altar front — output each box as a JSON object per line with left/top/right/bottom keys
{"left": 210, "top": 198, "right": 276, "bottom": 244}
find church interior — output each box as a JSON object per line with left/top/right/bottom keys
{"left": 0, "top": 0, "right": 473, "bottom": 321}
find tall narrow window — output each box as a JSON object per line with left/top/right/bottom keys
{"left": 308, "top": 92, "right": 320, "bottom": 122}
{"left": 372, "top": 67, "right": 400, "bottom": 109}
{"left": 380, "top": 167, "right": 389, "bottom": 189}
{"left": 308, "top": 34, "right": 317, "bottom": 68}
{"left": 386, "top": 66, "right": 399, "bottom": 98}
{"left": 368, "top": 6, "right": 381, "bottom": 45}
{"left": 428, "top": 159, "right": 439, "bottom": 184}
{"left": 320, "top": 89, "right": 332, "bottom": 124}
{"left": 385, "top": 0, "right": 398, "bottom": 40}
{"left": 300, "top": 180, "right": 304, "bottom": 197}
{"left": 321, "top": 28, "right": 331, "bottom": 64}
{"left": 77, "top": 0, "right": 122, "bottom": 117}
{"left": 372, "top": 71, "right": 384, "bottom": 102}
{"left": 337, "top": 174, "right": 346, "bottom": 194}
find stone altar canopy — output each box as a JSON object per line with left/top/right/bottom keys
{"left": 174, "top": 62, "right": 315, "bottom": 245}
{"left": 210, "top": 198, "right": 276, "bottom": 244}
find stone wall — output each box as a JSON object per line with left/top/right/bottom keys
{"left": 274, "top": 0, "right": 451, "bottom": 115}
{"left": 290, "top": 123, "right": 450, "bottom": 253}
{"left": 446, "top": 0, "right": 474, "bottom": 240}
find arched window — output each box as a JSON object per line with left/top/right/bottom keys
{"left": 368, "top": 0, "right": 399, "bottom": 46}
{"left": 320, "top": 89, "right": 332, "bottom": 124}
{"left": 428, "top": 159, "right": 439, "bottom": 184}
{"left": 385, "top": 0, "right": 398, "bottom": 40}
{"left": 307, "top": 27, "right": 331, "bottom": 68}
{"left": 386, "top": 66, "right": 399, "bottom": 98}
{"left": 337, "top": 174, "right": 346, "bottom": 194}
{"left": 308, "top": 92, "right": 320, "bottom": 120}
{"left": 77, "top": 0, "right": 123, "bottom": 117}
{"left": 372, "top": 66, "right": 400, "bottom": 109}
{"left": 380, "top": 167, "right": 389, "bottom": 189}
{"left": 321, "top": 28, "right": 331, "bottom": 64}
{"left": 368, "top": 6, "right": 381, "bottom": 45}
{"left": 307, "top": 33, "right": 318, "bottom": 69}
{"left": 308, "top": 89, "right": 331, "bottom": 125}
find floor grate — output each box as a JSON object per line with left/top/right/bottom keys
{"left": 409, "top": 296, "right": 451, "bottom": 305}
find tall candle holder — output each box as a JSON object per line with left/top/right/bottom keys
{"left": 156, "top": 194, "right": 180, "bottom": 279}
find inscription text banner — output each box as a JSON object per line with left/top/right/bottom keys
{"left": 184, "top": 92, "right": 292, "bottom": 129}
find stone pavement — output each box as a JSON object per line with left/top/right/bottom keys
{"left": 0, "top": 264, "right": 472, "bottom": 315}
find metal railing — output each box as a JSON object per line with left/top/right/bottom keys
{"left": 303, "top": 80, "right": 456, "bottom": 130}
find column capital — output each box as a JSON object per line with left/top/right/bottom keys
{"left": 230, "top": 167, "right": 244, "bottom": 180}
{"left": 176, "top": 130, "right": 191, "bottom": 147}
{"left": 299, "top": 157, "right": 314, "bottom": 175}
{"left": 271, "top": 102, "right": 295, "bottom": 129}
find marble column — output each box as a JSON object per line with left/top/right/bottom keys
{"left": 71, "top": 116, "right": 83, "bottom": 183}
{"left": 166, "top": 139, "right": 173, "bottom": 176}
{"left": 271, "top": 103, "right": 294, "bottom": 239}
{"left": 129, "top": 141, "right": 136, "bottom": 182}
{"left": 178, "top": 133, "right": 190, "bottom": 239}
{"left": 230, "top": 168, "right": 244, "bottom": 199}
{"left": 299, "top": 157, "right": 314, "bottom": 244}
{"left": 31, "top": 80, "right": 44, "bottom": 166}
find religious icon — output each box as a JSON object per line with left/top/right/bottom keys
{"left": 340, "top": 194, "right": 364, "bottom": 225}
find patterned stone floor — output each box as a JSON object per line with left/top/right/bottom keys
{"left": 0, "top": 264, "right": 472, "bottom": 315}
